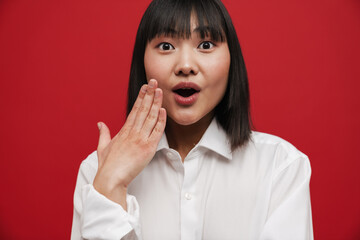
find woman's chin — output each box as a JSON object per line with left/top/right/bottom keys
{"left": 166, "top": 111, "right": 214, "bottom": 127}
{"left": 167, "top": 116, "right": 199, "bottom": 126}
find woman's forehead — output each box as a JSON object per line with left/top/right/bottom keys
{"left": 154, "top": 26, "right": 220, "bottom": 40}
{"left": 152, "top": 18, "right": 225, "bottom": 41}
{"left": 144, "top": 2, "right": 226, "bottom": 42}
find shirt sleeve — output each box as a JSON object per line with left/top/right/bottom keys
{"left": 259, "top": 154, "right": 314, "bottom": 240}
{"left": 71, "top": 155, "right": 142, "bottom": 240}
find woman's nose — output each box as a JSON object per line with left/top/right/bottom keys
{"left": 174, "top": 47, "right": 199, "bottom": 76}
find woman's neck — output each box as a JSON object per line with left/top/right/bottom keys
{"left": 165, "top": 112, "right": 214, "bottom": 162}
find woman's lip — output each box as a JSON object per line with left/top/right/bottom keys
{"left": 172, "top": 82, "right": 201, "bottom": 91}
{"left": 174, "top": 92, "right": 199, "bottom": 106}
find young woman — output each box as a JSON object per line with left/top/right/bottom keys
{"left": 71, "top": 0, "right": 313, "bottom": 239}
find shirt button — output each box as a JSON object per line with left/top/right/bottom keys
{"left": 185, "top": 193, "right": 192, "bottom": 200}
{"left": 166, "top": 152, "right": 174, "bottom": 159}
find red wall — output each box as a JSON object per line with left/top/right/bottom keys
{"left": 0, "top": 0, "right": 359, "bottom": 239}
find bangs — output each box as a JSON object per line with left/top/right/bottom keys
{"left": 142, "top": 0, "right": 226, "bottom": 42}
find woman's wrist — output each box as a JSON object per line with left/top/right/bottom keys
{"left": 93, "top": 174, "right": 128, "bottom": 210}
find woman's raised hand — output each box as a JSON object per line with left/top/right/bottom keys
{"left": 93, "top": 79, "right": 166, "bottom": 210}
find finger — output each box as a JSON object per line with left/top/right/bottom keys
{"left": 148, "top": 108, "right": 167, "bottom": 143}
{"left": 141, "top": 88, "right": 163, "bottom": 137}
{"left": 133, "top": 79, "right": 157, "bottom": 131}
{"left": 97, "top": 122, "right": 111, "bottom": 153}
{"left": 120, "top": 84, "right": 147, "bottom": 136}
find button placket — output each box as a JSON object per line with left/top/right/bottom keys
{"left": 180, "top": 153, "right": 201, "bottom": 240}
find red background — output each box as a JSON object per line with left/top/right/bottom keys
{"left": 0, "top": 0, "right": 359, "bottom": 239}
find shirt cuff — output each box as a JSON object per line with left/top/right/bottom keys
{"left": 80, "top": 184, "right": 140, "bottom": 239}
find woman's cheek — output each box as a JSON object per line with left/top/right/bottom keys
{"left": 145, "top": 57, "right": 172, "bottom": 82}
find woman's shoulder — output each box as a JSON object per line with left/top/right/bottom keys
{"left": 245, "top": 131, "right": 310, "bottom": 170}
{"left": 250, "top": 131, "right": 306, "bottom": 155}
{"left": 251, "top": 131, "right": 296, "bottom": 145}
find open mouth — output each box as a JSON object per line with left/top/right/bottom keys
{"left": 173, "top": 88, "right": 199, "bottom": 97}
{"left": 172, "top": 82, "right": 201, "bottom": 105}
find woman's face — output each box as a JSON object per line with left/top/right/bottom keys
{"left": 144, "top": 18, "right": 230, "bottom": 126}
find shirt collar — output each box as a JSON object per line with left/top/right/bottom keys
{"left": 156, "top": 131, "right": 170, "bottom": 152}
{"left": 197, "top": 118, "right": 232, "bottom": 160}
{"left": 156, "top": 118, "right": 232, "bottom": 160}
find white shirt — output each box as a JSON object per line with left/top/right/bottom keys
{"left": 71, "top": 119, "right": 313, "bottom": 240}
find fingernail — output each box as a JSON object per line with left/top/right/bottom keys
{"left": 141, "top": 85, "right": 147, "bottom": 93}
{"left": 155, "top": 89, "right": 161, "bottom": 97}
{"left": 149, "top": 80, "right": 155, "bottom": 88}
{"left": 97, "top": 122, "right": 101, "bottom": 130}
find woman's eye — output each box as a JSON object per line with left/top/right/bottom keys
{"left": 158, "top": 42, "right": 174, "bottom": 51}
{"left": 198, "top": 41, "right": 215, "bottom": 50}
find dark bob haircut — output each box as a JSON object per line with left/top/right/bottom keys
{"left": 127, "top": 0, "right": 252, "bottom": 150}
